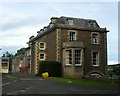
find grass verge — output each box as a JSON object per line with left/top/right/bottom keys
{"left": 2, "top": 73, "right": 18, "bottom": 79}
{"left": 47, "top": 77, "right": 118, "bottom": 87}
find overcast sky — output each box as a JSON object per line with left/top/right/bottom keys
{"left": 0, "top": 0, "right": 119, "bottom": 65}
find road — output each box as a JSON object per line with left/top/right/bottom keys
{"left": 1, "top": 72, "right": 120, "bottom": 95}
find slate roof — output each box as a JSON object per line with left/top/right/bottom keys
{"left": 29, "top": 16, "right": 108, "bottom": 42}
{"left": 56, "top": 16, "right": 100, "bottom": 28}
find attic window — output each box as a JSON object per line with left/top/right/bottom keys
{"left": 40, "top": 29, "right": 44, "bottom": 34}
{"left": 44, "top": 27, "right": 47, "bottom": 31}
{"left": 50, "top": 23, "right": 54, "bottom": 28}
{"left": 89, "top": 21, "right": 96, "bottom": 27}
{"left": 68, "top": 20, "right": 73, "bottom": 25}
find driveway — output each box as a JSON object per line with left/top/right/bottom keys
{"left": 2, "top": 72, "right": 120, "bottom": 95}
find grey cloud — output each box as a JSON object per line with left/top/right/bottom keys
{"left": 2, "top": 16, "right": 48, "bottom": 31}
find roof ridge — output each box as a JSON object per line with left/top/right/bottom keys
{"left": 60, "top": 16, "right": 95, "bottom": 21}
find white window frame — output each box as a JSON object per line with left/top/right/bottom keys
{"left": 65, "top": 49, "right": 72, "bottom": 66}
{"left": 91, "top": 32, "right": 99, "bottom": 44}
{"left": 40, "top": 42, "right": 46, "bottom": 50}
{"left": 69, "top": 31, "right": 77, "bottom": 41}
{"left": 75, "top": 49, "right": 82, "bottom": 66}
{"left": 68, "top": 20, "right": 73, "bottom": 25}
{"left": 64, "top": 48, "right": 83, "bottom": 66}
{"left": 92, "top": 52, "right": 99, "bottom": 66}
{"left": 40, "top": 53, "right": 45, "bottom": 61}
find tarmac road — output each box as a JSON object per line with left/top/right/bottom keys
{"left": 1, "top": 72, "right": 120, "bottom": 95}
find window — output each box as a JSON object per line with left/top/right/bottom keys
{"left": 50, "top": 23, "right": 54, "bottom": 28}
{"left": 89, "top": 21, "right": 96, "bottom": 27}
{"left": 45, "top": 28, "right": 47, "bottom": 31}
{"left": 92, "top": 33, "right": 99, "bottom": 44}
{"left": 65, "top": 50, "right": 72, "bottom": 65}
{"left": 75, "top": 50, "right": 81, "bottom": 66}
{"left": 40, "top": 42, "right": 46, "bottom": 50}
{"left": 68, "top": 20, "right": 73, "bottom": 25}
{"left": 2, "top": 63, "right": 8, "bottom": 68}
{"left": 40, "top": 53, "right": 45, "bottom": 60}
{"left": 65, "top": 49, "right": 83, "bottom": 66}
{"left": 69, "top": 31, "right": 76, "bottom": 41}
{"left": 92, "top": 52, "right": 99, "bottom": 66}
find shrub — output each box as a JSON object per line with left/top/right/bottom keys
{"left": 39, "top": 61, "right": 62, "bottom": 77}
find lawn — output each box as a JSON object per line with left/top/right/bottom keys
{"left": 47, "top": 77, "right": 118, "bottom": 87}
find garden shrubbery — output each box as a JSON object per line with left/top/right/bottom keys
{"left": 38, "top": 61, "right": 62, "bottom": 77}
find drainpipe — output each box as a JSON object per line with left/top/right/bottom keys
{"left": 104, "top": 29, "right": 109, "bottom": 79}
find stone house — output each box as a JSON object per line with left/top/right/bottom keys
{"left": 12, "top": 47, "right": 31, "bottom": 73}
{"left": 28, "top": 16, "right": 109, "bottom": 78}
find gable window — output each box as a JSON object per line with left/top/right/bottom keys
{"left": 40, "top": 42, "right": 46, "bottom": 50}
{"left": 65, "top": 50, "right": 72, "bottom": 65}
{"left": 75, "top": 50, "right": 82, "bottom": 66}
{"left": 92, "top": 52, "right": 99, "bottom": 66}
{"left": 40, "top": 53, "right": 45, "bottom": 60}
{"left": 69, "top": 31, "right": 77, "bottom": 41}
{"left": 92, "top": 33, "right": 99, "bottom": 44}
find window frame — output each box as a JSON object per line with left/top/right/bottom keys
{"left": 89, "top": 21, "right": 96, "bottom": 27}
{"left": 74, "top": 49, "right": 82, "bottom": 66}
{"left": 65, "top": 49, "right": 72, "bottom": 66}
{"left": 64, "top": 48, "right": 83, "bottom": 66}
{"left": 68, "top": 20, "right": 73, "bottom": 25}
{"left": 68, "top": 30, "right": 77, "bottom": 41}
{"left": 92, "top": 51, "right": 99, "bottom": 67}
{"left": 40, "top": 42, "right": 46, "bottom": 50}
{"left": 40, "top": 53, "right": 46, "bottom": 60}
{"left": 91, "top": 32, "right": 99, "bottom": 44}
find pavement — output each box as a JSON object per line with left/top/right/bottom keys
{"left": 1, "top": 72, "right": 120, "bottom": 95}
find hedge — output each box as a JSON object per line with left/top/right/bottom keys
{"left": 38, "top": 61, "right": 62, "bottom": 77}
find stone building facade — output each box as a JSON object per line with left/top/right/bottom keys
{"left": 28, "top": 16, "right": 109, "bottom": 78}
{"left": 12, "top": 47, "right": 31, "bottom": 73}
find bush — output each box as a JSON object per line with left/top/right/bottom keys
{"left": 39, "top": 61, "right": 62, "bottom": 77}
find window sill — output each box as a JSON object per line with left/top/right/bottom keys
{"left": 40, "top": 48, "right": 45, "bottom": 50}
{"left": 69, "top": 40, "right": 77, "bottom": 42}
{"left": 92, "top": 65, "right": 99, "bottom": 67}
{"left": 75, "top": 64, "right": 82, "bottom": 66}
{"left": 65, "top": 64, "right": 72, "bottom": 66}
{"left": 40, "top": 59, "right": 45, "bottom": 61}
{"left": 92, "top": 43, "right": 99, "bottom": 45}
